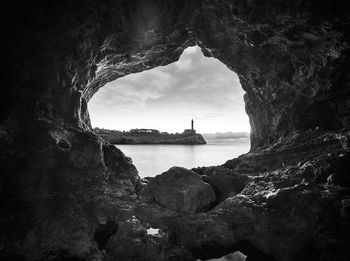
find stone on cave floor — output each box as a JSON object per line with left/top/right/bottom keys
{"left": 105, "top": 217, "right": 193, "bottom": 261}
{"left": 140, "top": 167, "right": 216, "bottom": 214}
{"left": 105, "top": 217, "right": 165, "bottom": 260}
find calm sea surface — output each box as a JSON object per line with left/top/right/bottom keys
{"left": 115, "top": 138, "right": 250, "bottom": 178}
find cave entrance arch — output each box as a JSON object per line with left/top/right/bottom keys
{"left": 88, "top": 45, "right": 250, "bottom": 177}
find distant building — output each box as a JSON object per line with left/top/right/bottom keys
{"left": 183, "top": 119, "right": 196, "bottom": 134}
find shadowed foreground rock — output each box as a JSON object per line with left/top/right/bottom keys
{"left": 140, "top": 167, "right": 216, "bottom": 214}
{"left": 1, "top": 0, "right": 350, "bottom": 260}
{"left": 193, "top": 166, "right": 250, "bottom": 202}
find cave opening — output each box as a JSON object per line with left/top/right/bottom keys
{"left": 88, "top": 45, "right": 250, "bottom": 177}
{"left": 2, "top": 0, "right": 349, "bottom": 260}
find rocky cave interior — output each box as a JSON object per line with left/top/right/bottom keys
{"left": 1, "top": 0, "right": 350, "bottom": 261}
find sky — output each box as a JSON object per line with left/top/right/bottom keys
{"left": 88, "top": 46, "right": 250, "bottom": 133}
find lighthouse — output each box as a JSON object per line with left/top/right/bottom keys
{"left": 183, "top": 119, "right": 196, "bottom": 134}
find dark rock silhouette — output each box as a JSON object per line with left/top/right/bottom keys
{"left": 1, "top": 0, "right": 350, "bottom": 261}
{"left": 140, "top": 167, "right": 216, "bottom": 214}
{"left": 192, "top": 166, "right": 250, "bottom": 202}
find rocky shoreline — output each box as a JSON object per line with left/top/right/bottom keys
{"left": 94, "top": 128, "right": 207, "bottom": 145}
{"left": 94, "top": 128, "right": 350, "bottom": 261}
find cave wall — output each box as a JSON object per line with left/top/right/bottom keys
{"left": 2, "top": 0, "right": 349, "bottom": 148}
{"left": 1, "top": 0, "right": 350, "bottom": 260}
{"left": 193, "top": 0, "right": 350, "bottom": 147}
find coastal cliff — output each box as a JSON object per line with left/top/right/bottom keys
{"left": 94, "top": 128, "right": 207, "bottom": 145}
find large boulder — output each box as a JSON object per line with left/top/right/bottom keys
{"left": 140, "top": 167, "right": 216, "bottom": 214}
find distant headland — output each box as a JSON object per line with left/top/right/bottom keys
{"left": 94, "top": 119, "right": 206, "bottom": 145}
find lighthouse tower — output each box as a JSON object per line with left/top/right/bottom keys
{"left": 183, "top": 119, "right": 196, "bottom": 134}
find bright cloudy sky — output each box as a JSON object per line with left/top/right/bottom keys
{"left": 88, "top": 46, "right": 250, "bottom": 133}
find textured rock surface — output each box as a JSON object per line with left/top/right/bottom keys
{"left": 192, "top": 166, "right": 250, "bottom": 202}
{"left": 1, "top": 0, "right": 350, "bottom": 260}
{"left": 140, "top": 167, "right": 216, "bottom": 214}
{"left": 134, "top": 130, "right": 350, "bottom": 261}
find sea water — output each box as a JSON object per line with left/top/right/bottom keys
{"left": 115, "top": 138, "right": 250, "bottom": 178}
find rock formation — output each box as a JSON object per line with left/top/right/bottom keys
{"left": 140, "top": 167, "right": 216, "bottom": 214}
{"left": 1, "top": 0, "right": 350, "bottom": 261}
